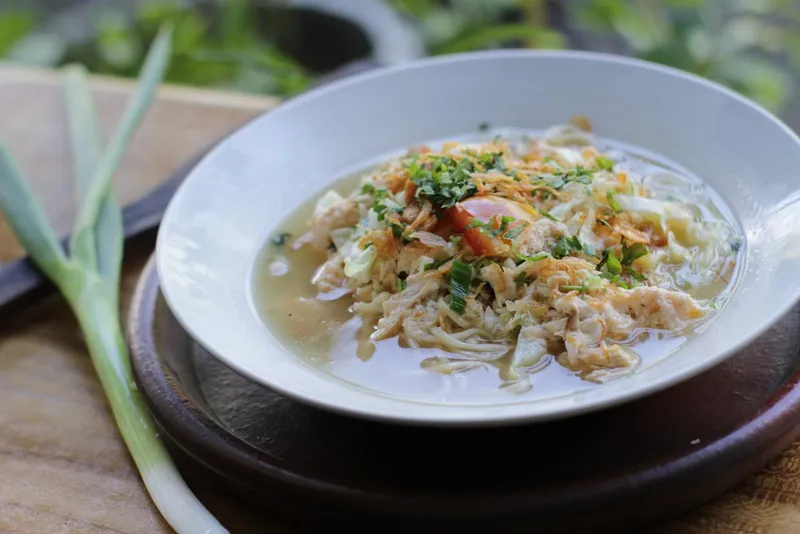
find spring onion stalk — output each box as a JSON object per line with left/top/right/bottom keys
{"left": 0, "top": 24, "right": 227, "bottom": 534}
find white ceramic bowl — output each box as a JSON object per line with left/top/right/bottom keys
{"left": 156, "top": 50, "right": 800, "bottom": 427}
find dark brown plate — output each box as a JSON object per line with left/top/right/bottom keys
{"left": 128, "top": 252, "right": 800, "bottom": 534}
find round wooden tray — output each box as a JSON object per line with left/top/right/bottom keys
{"left": 129, "top": 253, "right": 800, "bottom": 534}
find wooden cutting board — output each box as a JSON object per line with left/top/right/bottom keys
{"left": 1, "top": 63, "right": 799, "bottom": 533}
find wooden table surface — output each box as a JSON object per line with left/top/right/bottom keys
{"left": 1, "top": 64, "right": 799, "bottom": 533}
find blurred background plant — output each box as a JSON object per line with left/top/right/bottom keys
{"left": 1, "top": 0, "right": 799, "bottom": 116}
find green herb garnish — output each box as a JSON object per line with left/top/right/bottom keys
{"left": 561, "top": 284, "right": 587, "bottom": 293}
{"left": 513, "top": 272, "right": 530, "bottom": 284}
{"left": 449, "top": 260, "right": 473, "bottom": 314}
{"left": 600, "top": 272, "right": 630, "bottom": 289}
{"left": 515, "top": 250, "right": 549, "bottom": 263}
{"left": 478, "top": 151, "right": 506, "bottom": 172}
{"left": 606, "top": 191, "right": 622, "bottom": 213}
{"left": 424, "top": 258, "right": 448, "bottom": 271}
{"left": 467, "top": 215, "right": 520, "bottom": 239}
{"left": 540, "top": 210, "right": 558, "bottom": 222}
{"left": 622, "top": 242, "right": 648, "bottom": 265}
{"left": 542, "top": 166, "right": 594, "bottom": 190}
{"left": 605, "top": 251, "right": 622, "bottom": 275}
{"left": 502, "top": 221, "right": 528, "bottom": 241}
{"left": 408, "top": 154, "right": 479, "bottom": 208}
{"left": 552, "top": 235, "right": 583, "bottom": 259}
{"left": 596, "top": 156, "right": 614, "bottom": 170}
{"left": 398, "top": 278, "right": 408, "bottom": 291}
{"left": 628, "top": 270, "right": 647, "bottom": 281}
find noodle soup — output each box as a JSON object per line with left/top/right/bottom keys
{"left": 254, "top": 121, "right": 741, "bottom": 404}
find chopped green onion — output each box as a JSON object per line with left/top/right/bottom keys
{"left": 607, "top": 191, "right": 622, "bottom": 213}
{"left": 628, "top": 270, "right": 647, "bottom": 281}
{"left": 502, "top": 221, "right": 528, "bottom": 241}
{"left": 606, "top": 251, "right": 622, "bottom": 275}
{"left": 513, "top": 272, "right": 530, "bottom": 284}
{"left": 596, "top": 249, "right": 609, "bottom": 270}
{"left": 600, "top": 272, "right": 630, "bottom": 289}
{"left": 596, "top": 156, "right": 614, "bottom": 170}
{"left": 449, "top": 260, "right": 473, "bottom": 314}
{"left": 424, "top": 258, "right": 448, "bottom": 271}
{"left": 397, "top": 278, "right": 408, "bottom": 291}
{"left": 622, "top": 242, "right": 648, "bottom": 265}
{"left": 515, "top": 249, "right": 549, "bottom": 263}
{"left": 561, "top": 284, "right": 586, "bottom": 293}
{"left": 552, "top": 235, "right": 583, "bottom": 259}
{"left": 540, "top": 210, "right": 558, "bottom": 222}
{"left": 598, "top": 219, "right": 613, "bottom": 230}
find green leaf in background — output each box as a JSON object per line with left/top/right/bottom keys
{"left": 0, "top": 11, "right": 36, "bottom": 55}
{"left": 390, "top": 0, "right": 440, "bottom": 18}
{"left": 435, "top": 24, "right": 566, "bottom": 54}
{"left": 713, "top": 55, "right": 794, "bottom": 112}
{"left": 95, "top": 9, "right": 142, "bottom": 70}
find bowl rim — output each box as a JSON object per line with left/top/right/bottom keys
{"left": 155, "top": 48, "right": 800, "bottom": 427}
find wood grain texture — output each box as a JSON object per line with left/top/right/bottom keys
{"left": 1, "top": 64, "right": 800, "bottom": 533}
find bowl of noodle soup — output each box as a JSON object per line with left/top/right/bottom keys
{"left": 156, "top": 50, "right": 800, "bottom": 426}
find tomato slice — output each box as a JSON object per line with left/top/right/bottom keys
{"left": 443, "top": 196, "right": 535, "bottom": 256}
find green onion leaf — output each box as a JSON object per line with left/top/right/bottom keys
{"left": 398, "top": 278, "right": 408, "bottom": 291}
{"left": 606, "top": 252, "right": 622, "bottom": 275}
{"left": 513, "top": 272, "right": 530, "bottom": 284}
{"left": 502, "top": 221, "right": 528, "bottom": 241}
{"left": 71, "top": 24, "right": 173, "bottom": 269}
{"left": 540, "top": 209, "right": 558, "bottom": 221}
{"left": 449, "top": 260, "right": 473, "bottom": 314}
{"left": 0, "top": 146, "right": 69, "bottom": 282}
{"left": 64, "top": 64, "right": 124, "bottom": 305}
{"left": 515, "top": 249, "right": 549, "bottom": 263}
{"left": 607, "top": 191, "right": 622, "bottom": 213}
{"left": 622, "top": 242, "right": 648, "bottom": 265}
{"left": 552, "top": 235, "right": 583, "bottom": 259}
{"left": 424, "top": 258, "right": 447, "bottom": 271}
{"left": 596, "top": 156, "right": 614, "bottom": 170}
{"left": 628, "top": 270, "right": 647, "bottom": 281}
{"left": 561, "top": 284, "right": 586, "bottom": 293}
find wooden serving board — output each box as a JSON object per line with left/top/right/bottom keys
{"left": 130, "top": 253, "right": 800, "bottom": 534}
{"left": 2, "top": 63, "right": 800, "bottom": 533}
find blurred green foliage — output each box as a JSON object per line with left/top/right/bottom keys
{"left": 2, "top": 0, "right": 311, "bottom": 97}
{"left": 1, "top": 0, "right": 799, "bottom": 113}
{"left": 570, "top": 0, "right": 800, "bottom": 112}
